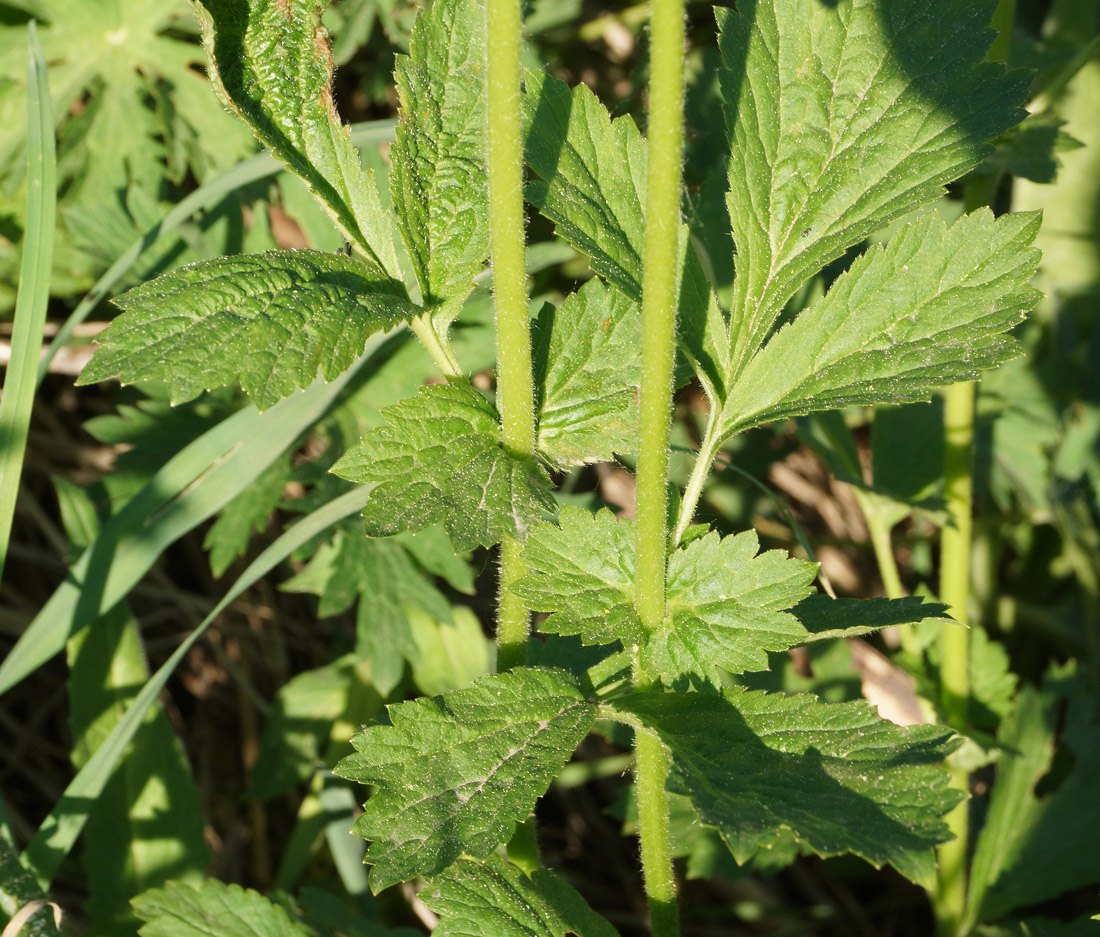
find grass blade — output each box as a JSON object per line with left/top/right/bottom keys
{"left": 0, "top": 334, "right": 388, "bottom": 696}
{"left": 20, "top": 485, "right": 372, "bottom": 887}
{"left": 0, "top": 21, "right": 55, "bottom": 581}
{"left": 37, "top": 120, "right": 396, "bottom": 382}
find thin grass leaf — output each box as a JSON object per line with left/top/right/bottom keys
{"left": 0, "top": 22, "right": 55, "bottom": 583}
{"left": 0, "top": 336, "right": 387, "bottom": 696}
{"left": 20, "top": 485, "right": 371, "bottom": 887}
{"left": 37, "top": 120, "right": 396, "bottom": 381}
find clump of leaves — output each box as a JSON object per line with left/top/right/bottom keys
{"left": 79, "top": 0, "right": 1043, "bottom": 931}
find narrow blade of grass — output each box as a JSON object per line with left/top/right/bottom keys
{"left": 20, "top": 485, "right": 372, "bottom": 887}
{"left": 0, "top": 22, "right": 56, "bottom": 582}
{"left": 37, "top": 120, "right": 396, "bottom": 382}
{"left": 0, "top": 335, "right": 387, "bottom": 696}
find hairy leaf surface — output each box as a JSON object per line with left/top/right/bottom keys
{"left": 643, "top": 529, "right": 818, "bottom": 682}
{"left": 335, "top": 668, "right": 594, "bottom": 890}
{"left": 512, "top": 507, "right": 642, "bottom": 646}
{"left": 79, "top": 250, "right": 412, "bottom": 410}
{"left": 535, "top": 279, "right": 641, "bottom": 466}
{"left": 190, "top": 0, "right": 397, "bottom": 271}
{"left": 719, "top": 210, "right": 1042, "bottom": 436}
{"left": 425, "top": 855, "right": 620, "bottom": 937}
{"left": 392, "top": 0, "right": 489, "bottom": 326}
{"left": 717, "top": 0, "right": 1029, "bottom": 374}
{"left": 332, "top": 383, "right": 554, "bottom": 551}
{"left": 613, "top": 689, "right": 962, "bottom": 889}
{"left": 133, "top": 879, "right": 311, "bottom": 937}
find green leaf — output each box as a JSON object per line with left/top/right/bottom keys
{"left": 718, "top": 209, "right": 1041, "bottom": 437}
{"left": 511, "top": 506, "right": 643, "bottom": 647}
{"left": 791, "top": 595, "right": 952, "bottom": 644}
{"left": 424, "top": 854, "right": 619, "bottom": 937}
{"left": 988, "top": 112, "right": 1084, "bottom": 184}
{"left": 514, "top": 507, "right": 818, "bottom": 682}
{"left": 332, "top": 383, "right": 555, "bottom": 551}
{"left": 534, "top": 279, "right": 641, "bottom": 467}
{"left": 644, "top": 529, "right": 818, "bottom": 683}
{"left": 133, "top": 878, "right": 312, "bottom": 937}
{"left": 521, "top": 68, "right": 719, "bottom": 394}
{"left": 79, "top": 250, "right": 413, "bottom": 410}
{"left": 522, "top": 68, "right": 645, "bottom": 301}
{"left": 717, "top": 0, "right": 1029, "bottom": 374}
{"left": 612, "top": 688, "right": 962, "bottom": 889}
{"left": 334, "top": 667, "right": 595, "bottom": 891}
{"left": 190, "top": 0, "right": 397, "bottom": 271}
{"left": 391, "top": 0, "right": 489, "bottom": 327}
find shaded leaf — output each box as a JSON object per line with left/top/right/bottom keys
{"left": 612, "top": 688, "right": 962, "bottom": 889}
{"left": 79, "top": 250, "right": 413, "bottom": 410}
{"left": 333, "top": 383, "right": 555, "bottom": 551}
{"left": 718, "top": 0, "right": 1029, "bottom": 373}
{"left": 391, "top": 0, "right": 489, "bottom": 327}
{"left": 791, "top": 595, "right": 952, "bottom": 644}
{"left": 425, "top": 854, "right": 619, "bottom": 937}
{"left": 204, "top": 453, "right": 291, "bottom": 577}
{"left": 719, "top": 209, "right": 1041, "bottom": 437}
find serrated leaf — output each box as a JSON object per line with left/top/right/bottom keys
{"left": 332, "top": 382, "right": 555, "bottom": 551}
{"left": 718, "top": 209, "right": 1041, "bottom": 437}
{"left": 791, "top": 595, "right": 952, "bottom": 644}
{"left": 521, "top": 68, "right": 720, "bottom": 392}
{"left": 424, "top": 854, "right": 619, "bottom": 937}
{"left": 643, "top": 529, "right": 818, "bottom": 683}
{"left": 511, "top": 506, "right": 643, "bottom": 646}
{"left": 190, "top": 0, "right": 397, "bottom": 271}
{"left": 612, "top": 688, "right": 962, "bottom": 889}
{"left": 391, "top": 0, "right": 489, "bottom": 327}
{"left": 79, "top": 250, "right": 413, "bottom": 410}
{"left": 988, "top": 112, "right": 1084, "bottom": 184}
{"left": 334, "top": 667, "right": 594, "bottom": 891}
{"left": 132, "top": 878, "right": 311, "bottom": 937}
{"left": 717, "top": 0, "right": 1029, "bottom": 374}
{"left": 534, "top": 279, "right": 641, "bottom": 467}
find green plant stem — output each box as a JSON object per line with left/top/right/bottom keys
{"left": 485, "top": 0, "right": 540, "bottom": 874}
{"left": 409, "top": 314, "right": 462, "bottom": 379}
{"left": 0, "top": 23, "right": 54, "bottom": 585}
{"left": 671, "top": 412, "right": 722, "bottom": 547}
{"left": 632, "top": 0, "right": 685, "bottom": 933}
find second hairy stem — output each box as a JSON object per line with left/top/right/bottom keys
{"left": 485, "top": 0, "right": 539, "bottom": 873}
{"left": 633, "top": 0, "right": 685, "bottom": 934}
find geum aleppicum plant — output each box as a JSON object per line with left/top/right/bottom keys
{"left": 77, "top": 0, "right": 1042, "bottom": 931}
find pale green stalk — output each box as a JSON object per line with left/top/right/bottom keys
{"left": 0, "top": 23, "right": 55, "bottom": 584}
{"left": 934, "top": 5, "right": 1015, "bottom": 932}
{"left": 485, "top": 0, "right": 540, "bottom": 873}
{"left": 633, "top": 0, "right": 685, "bottom": 933}
{"left": 485, "top": 0, "right": 534, "bottom": 672}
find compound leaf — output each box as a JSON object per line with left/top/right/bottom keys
{"left": 133, "top": 878, "right": 311, "bottom": 937}
{"left": 718, "top": 0, "right": 1029, "bottom": 373}
{"left": 332, "top": 383, "right": 554, "bottom": 551}
{"left": 79, "top": 250, "right": 413, "bottom": 410}
{"left": 190, "top": 0, "right": 397, "bottom": 271}
{"left": 512, "top": 506, "right": 642, "bottom": 646}
{"left": 535, "top": 279, "right": 641, "bottom": 467}
{"left": 643, "top": 529, "right": 818, "bottom": 683}
{"left": 719, "top": 210, "right": 1042, "bottom": 436}
{"left": 612, "top": 688, "right": 962, "bottom": 889}
{"left": 392, "top": 0, "right": 489, "bottom": 328}
{"left": 425, "top": 855, "right": 620, "bottom": 937}
{"left": 334, "top": 667, "right": 595, "bottom": 891}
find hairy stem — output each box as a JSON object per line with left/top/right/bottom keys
{"left": 485, "top": 0, "right": 539, "bottom": 872}
{"left": 632, "top": 0, "right": 685, "bottom": 932}
{"left": 671, "top": 412, "right": 723, "bottom": 547}
{"left": 409, "top": 314, "right": 462, "bottom": 379}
